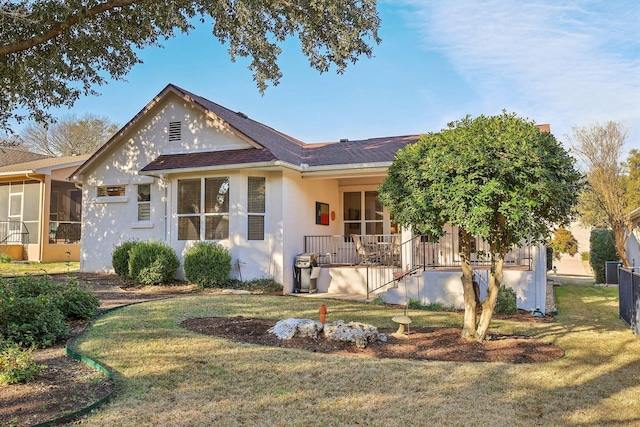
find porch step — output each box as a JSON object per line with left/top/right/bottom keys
{"left": 384, "top": 275, "right": 421, "bottom": 305}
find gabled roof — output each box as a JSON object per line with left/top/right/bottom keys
{"left": 0, "top": 147, "right": 51, "bottom": 167}
{"left": 72, "top": 84, "right": 421, "bottom": 179}
{"left": 0, "top": 154, "right": 91, "bottom": 176}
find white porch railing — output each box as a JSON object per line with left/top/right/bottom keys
{"left": 0, "top": 221, "right": 29, "bottom": 244}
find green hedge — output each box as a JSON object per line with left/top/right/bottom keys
{"left": 495, "top": 284, "right": 518, "bottom": 314}
{"left": 589, "top": 229, "right": 619, "bottom": 283}
{"left": 0, "top": 276, "right": 99, "bottom": 348}
{"left": 113, "top": 240, "right": 180, "bottom": 285}
{"left": 184, "top": 242, "right": 232, "bottom": 288}
{"left": 128, "top": 241, "right": 180, "bottom": 285}
{"left": 112, "top": 240, "right": 140, "bottom": 278}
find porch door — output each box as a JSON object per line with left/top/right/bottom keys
{"left": 343, "top": 191, "right": 383, "bottom": 236}
{"left": 8, "top": 193, "right": 22, "bottom": 240}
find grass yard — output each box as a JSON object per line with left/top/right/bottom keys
{"left": 71, "top": 284, "right": 640, "bottom": 427}
{"left": 0, "top": 261, "right": 80, "bottom": 277}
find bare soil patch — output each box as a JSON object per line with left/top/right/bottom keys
{"left": 0, "top": 273, "right": 194, "bottom": 427}
{"left": 181, "top": 315, "right": 564, "bottom": 363}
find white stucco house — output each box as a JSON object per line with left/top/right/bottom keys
{"left": 626, "top": 207, "right": 640, "bottom": 268}
{"left": 70, "top": 84, "right": 548, "bottom": 313}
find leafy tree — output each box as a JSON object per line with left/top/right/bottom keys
{"left": 548, "top": 227, "right": 579, "bottom": 260}
{"left": 18, "top": 114, "right": 118, "bottom": 156}
{"left": 624, "top": 149, "right": 640, "bottom": 211}
{"left": 0, "top": 0, "right": 380, "bottom": 131}
{"left": 571, "top": 121, "right": 633, "bottom": 266}
{"left": 379, "top": 112, "right": 582, "bottom": 341}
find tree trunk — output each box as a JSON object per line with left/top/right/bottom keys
{"left": 612, "top": 220, "right": 632, "bottom": 267}
{"left": 459, "top": 229, "right": 477, "bottom": 340}
{"left": 475, "top": 249, "right": 504, "bottom": 341}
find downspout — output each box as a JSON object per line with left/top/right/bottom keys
{"left": 146, "top": 173, "right": 170, "bottom": 243}
{"left": 160, "top": 174, "right": 169, "bottom": 243}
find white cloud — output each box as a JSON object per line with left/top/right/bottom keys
{"left": 401, "top": 0, "right": 640, "bottom": 145}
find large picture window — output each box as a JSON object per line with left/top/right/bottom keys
{"left": 178, "top": 177, "right": 229, "bottom": 240}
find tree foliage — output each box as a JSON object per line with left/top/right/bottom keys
{"left": 379, "top": 112, "right": 582, "bottom": 340}
{"left": 548, "top": 227, "right": 579, "bottom": 260}
{"left": 571, "top": 121, "right": 633, "bottom": 266}
{"left": 0, "top": 0, "right": 380, "bottom": 131}
{"left": 624, "top": 149, "right": 640, "bottom": 211}
{"left": 18, "top": 114, "right": 118, "bottom": 156}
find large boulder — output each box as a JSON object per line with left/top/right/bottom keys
{"left": 268, "top": 318, "right": 323, "bottom": 340}
{"left": 323, "top": 320, "right": 387, "bottom": 348}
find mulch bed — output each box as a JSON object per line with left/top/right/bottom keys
{"left": 181, "top": 315, "right": 564, "bottom": 364}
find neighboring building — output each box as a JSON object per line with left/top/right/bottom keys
{"left": 70, "top": 84, "right": 548, "bottom": 313}
{"left": 0, "top": 147, "right": 51, "bottom": 167}
{"left": 0, "top": 155, "right": 90, "bottom": 262}
{"left": 627, "top": 208, "right": 640, "bottom": 268}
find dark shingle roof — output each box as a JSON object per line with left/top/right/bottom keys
{"left": 301, "top": 135, "right": 420, "bottom": 166}
{"left": 75, "top": 84, "right": 422, "bottom": 177}
{"left": 178, "top": 87, "right": 306, "bottom": 166}
{"left": 0, "top": 147, "right": 51, "bottom": 167}
{"left": 141, "top": 149, "right": 278, "bottom": 172}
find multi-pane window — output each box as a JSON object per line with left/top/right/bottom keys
{"left": 137, "top": 184, "right": 151, "bottom": 221}
{"left": 343, "top": 191, "right": 383, "bottom": 236}
{"left": 247, "top": 177, "right": 265, "bottom": 240}
{"left": 97, "top": 185, "right": 126, "bottom": 197}
{"left": 177, "top": 177, "right": 229, "bottom": 240}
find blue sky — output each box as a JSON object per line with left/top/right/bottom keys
{"left": 48, "top": 1, "right": 640, "bottom": 149}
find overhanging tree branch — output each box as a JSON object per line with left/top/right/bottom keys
{"left": 0, "top": 0, "right": 140, "bottom": 55}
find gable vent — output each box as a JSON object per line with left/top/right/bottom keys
{"left": 168, "top": 121, "right": 182, "bottom": 141}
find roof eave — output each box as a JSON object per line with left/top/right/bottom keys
{"left": 0, "top": 170, "right": 37, "bottom": 178}
{"left": 138, "top": 160, "right": 299, "bottom": 176}
{"left": 300, "top": 162, "right": 391, "bottom": 179}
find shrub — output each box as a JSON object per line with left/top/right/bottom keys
{"left": 0, "top": 276, "right": 97, "bottom": 347}
{"left": 589, "top": 229, "right": 619, "bottom": 283}
{"left": 1, "top": 293, "right": 69, "bottom": 347}
{"left": 546, "top": 247, "right": 553, "bottom": 271}
{"left": 408, "top": 298, "right": 422, "bottom": 309}
{"left": 184, "top": 242, "right": 232, "bottom": 288}
{"left": 495, "top": 284, "right": 518, "bottom": 314}
{"left": 243, "top": 278, "right": 283, "bottom": 293}
{"left": 128, "top": 240, "right": 180, "bottom": 285}
{"left": 54, "top": 277, "right": 100, "bottom": 320}
{"left": 581, "top": 251, "right": 590, "bottom": 262}
{"left": 0, "top": 341, "right": 45, "bottom": 384}
{"left": 369, "top": 295, "right": 385, "bottom": 305}
{"left": 112, "top": 240, "right": 140, "bottom": 278}
{"left": 422, "top": 301, "right": 458, "bottom": 312}
{"left": 0, "top": 253, "right": 11, "bottom": 263}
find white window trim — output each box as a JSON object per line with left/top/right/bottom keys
{"left": 94, "top": 196, "right": 128, "bottom": 204}
{"left": 177, "top": 176, "right": 230, "bottom": 241}
{"left": 247, "top": 176, "right": 266, "bottom": 241}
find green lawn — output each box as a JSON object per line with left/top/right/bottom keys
{"left": 0, "top": 262, "right": 80, "bottom": 277}
{"left": 72, "top": 283, "right": 640, "bottom": 427}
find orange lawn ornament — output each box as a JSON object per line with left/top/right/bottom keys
{"left": 319, "top": 303, "right": 327, "bottom": 324}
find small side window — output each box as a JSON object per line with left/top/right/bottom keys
{"left": 137, "top": 184, "right": 151, "bottom": 221}
{"left": 97, "top": 185, "right": 126, "bottom": 197}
